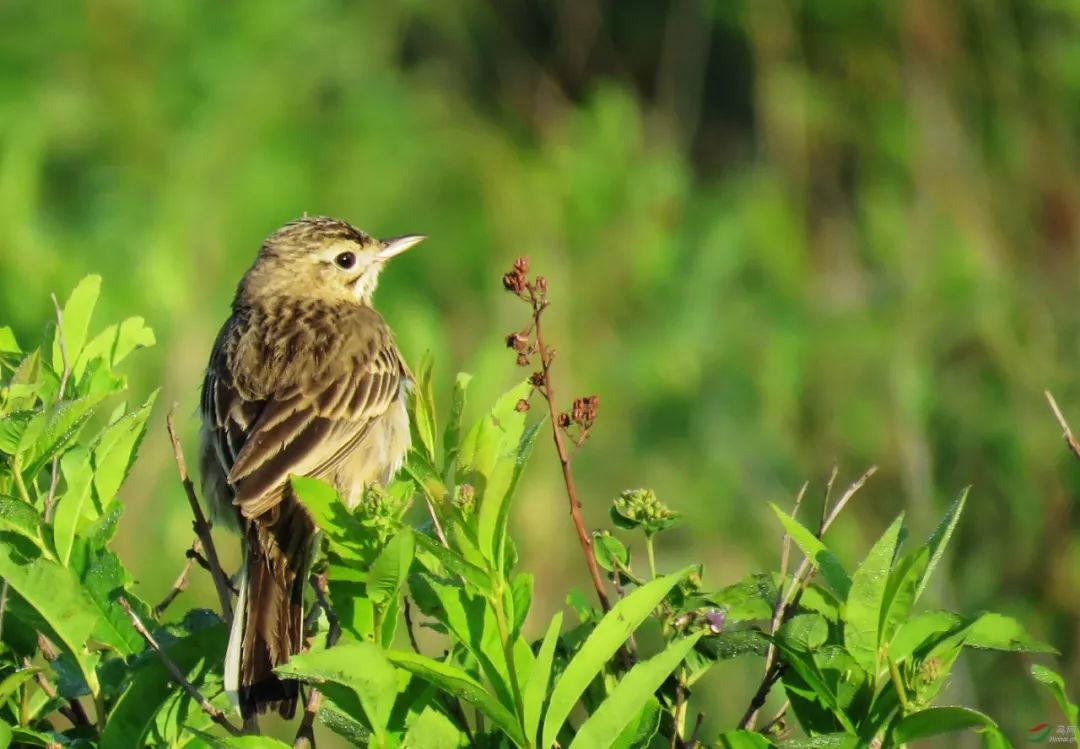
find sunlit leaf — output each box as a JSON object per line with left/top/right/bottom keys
{"left": 277, "top": 641, "right": 399, "bottom": 734}
{"left": 891, "top": 706, "right": 998, "bottom": 744}
{"left": 569, "top": 632, "right": 702, "bottom": 749}
{"left": 387, "top": 650, "right": 525, "bottom": 746}
{"left": 541, "top": 565, "right": 694, "bottom": 749}
{"left": 915, "top": 487, "right": 968, "bottom": 602}
{"left": 0, "top": 544, "right": 100, "bottom": 694}
{"left": 769, "top": 504, "right": 851, "bottom": 599}
{"left": 52, "top": 275, "right": 101, "bottom": 375}
{"left": 844, "top": 513, "right": 904, "bottom": 674}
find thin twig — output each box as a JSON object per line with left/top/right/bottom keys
{"left": 119, "top": 597, "right": 242, "bottom": 735}
{"left": 35, "top": 635, "right": 91, "bottom": 727}
{"left": 744, "top": 482, "right": 807, "bottom": 730}
{"left": 154, "top": 540, "right": 202, "bottom": 617}
{"left": 760, "top": 700, "right": 790, "bottom": 736}
{"left": 44, "top": 294, "right": 71, "bottom": 523}
{"left": 687, "top": 712, "right": 705, "bottom": 747}
{"left": 818, "top": 463, "right": 839, "bottom": 535}
{"left": 739, "top": 468, "right": 877, "bottom": 730}
{"left": 293, "top": 689, "right": 322, "bottom": 749}
{"left": 294, "top": 573, "right": 340, "bottom": 748}
{"left": 820, "top": 465, "right": 878, "bottom": 535}
{"left": 404, "top": 597, "right": 422, "bottom": 655}
{"left": 670, "top": 679, "right": 686, "bottom": 749}
{"left": 1045, "top": 391, "right": 1080, "bottom": 461}
{"left": 167, "top": 406, "right": 234, "bottom": 625}
{"left": 24, "top": 653, "right": 89, "bottom": 728}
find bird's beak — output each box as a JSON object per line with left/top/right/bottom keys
{"left": 377, "top": 234, "right": 426, "bottom": 260}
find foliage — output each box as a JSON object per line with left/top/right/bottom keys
{"left": 0, "top": 277, "right": 1076, "bottom": 747}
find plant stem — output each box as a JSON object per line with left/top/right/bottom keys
{"left": 532, "top": 302, "right": 611, "bottom": 614}
{"left": 646, "top": 534, "right": 658, "bottom": 580}
{"left": 166, "top": 406, "right": 234, "bottom": 626}
{"left": 889, "top": 658, "right": 911, "bottom": 712}
{"left": 491, "top": 582, "right": 528, "bottom": 741}
{"left": 12, "top": 458, "right": 32, "bottom": 505}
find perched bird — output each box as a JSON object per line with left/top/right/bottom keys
{"left": 198, "top": 217, "right": 422, "bottom": 719}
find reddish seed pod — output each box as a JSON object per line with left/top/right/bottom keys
{"left": 515, "top": 398, "right": 530, "bottom": 412}
{"left": 516, "top": 352, "right": 530, "bottom": 367}
{"left": 513, "top": 256, "right": 530, "bottom": 275}
{"left": 557, "top": 413, "right": 571, "bottom": 428}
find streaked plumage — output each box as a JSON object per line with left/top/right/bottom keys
{"left": 198, "top": 217, "right": 420, "bottom": 719}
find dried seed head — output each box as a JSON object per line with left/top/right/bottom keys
{"left": 516, "top": 352, "right": 530, "bottom": 367}
{"left": 557, "top": 412, "right": 571, "bottom": 428}
{"left": 515, "top": 398, "right": 531, "bottom": 412}
{"left": 506, "top": 332, "right": 529, "bottom": 351}
{"left": 529, "top": 371, "right": 545, "bottom": 387}
{"left": 513, "top": 256, "right": 530, "bottom": 275}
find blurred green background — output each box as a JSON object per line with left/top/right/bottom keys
{"left": 2, "top": 0, "right": 1079, "bottom": 744}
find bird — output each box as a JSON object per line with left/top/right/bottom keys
{"left": 198, "top": 216, "right": 422, "bottom": 719}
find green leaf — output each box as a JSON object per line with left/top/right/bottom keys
{"left": 369, "top": 528, "right": 415, "bottom": 606}
{"left": 569, "top": 632, "right": 703, "bottom": 749}
{"left": 523, "top": 611, "right": 562, "bottom": 745}
{"left": 780, "top": 734, "right": 859, "bottom": 748}
{"left": 101, "top": 620, "right": 227, "bottom": 749}
{"left": 844, "top": 513, "right": 904, "bottom": 674}
{"left": 18, "top": 392, "right": 111, "bottom": 476}
{"left": 964, "top": 612, "right": 1057, "bottom": 653}
{"left": 78, "top": 548, "right": 145, "bottom": 655}
{"left": 277, "top": 641, "right": 398, "bottom": 734}
{"left": 52, "top": 275, "right": 101, "bottom": 374}
{"left": 510, "top": 572, "right": 533, "bottom": 637}
{"left": 541, "top": 565, "right": 695, "bottom": 749}
{"left": 402, "top": 706, "right": 462, "bottom": 749}
{"left": 0, "top": 327, "right": 19, "bottom": 355}
{"left": 778, "top": 613, "right": 829, "bottom": 652}
{"left": 442, "top": 372, "right": 472, "bottom": 475}
{"left": 290, "top": 476, "right": 369, "bottom": 561}
{"left": 715, "top": 730, "right": 775, "bottom": 748}
{"left": 769, "top": 504, "right": 851, "bottom": 599}
{"left": 0, "top": 667, "right": 43, "bottom": 702}
{"left": 891, "top": 706, "right": 998, "bottom": 744}
{"left": 494, "top": 418, "right": 543, "bottom": 571}
{"left": 186, "top": 731, "right": 293, "bottom": 749}
{"left": 74, "top": 316, "right": 155, "bottom": 381}
{"left": 710, "top": 573, "right": 779, "bottom": 622}
{"left": 0, "top": 498, "right": 47, "bottom": 553}
{"left": 916, "top": 487, "right": 968, "bottom": 602}
{"left": 413, "top": 531, "right": 492, "bottom": 593}
{"left": 0, "top": 412, "right": 35, "bottom": 454}
{"left": 0, "top": 544, "right": 100, "bottom": 694}
{"left": 1031, "top": 665, "right": 1080, "bottom": 729}
{"left": 408, "top": 352, "right": 438, "bottom": 462}
{"left": 91, "top": 389, "right": 158, "bottom": 508}
{"left": 610, "top": 697, "right": 661, "bottom": 749}
{"left": 887, "top": 611, "right": 964, "bottom": 663}
{"left": 387, "top": 650, "right": 525, "bottom": 746}
{"left": 878, "top": 547, "right": 928, "bottom": 649}
{"left": 463, "top": 380, "right": 533, "bottom": 566}
{"left": 593, "top": 533, "right": 629, "bottom": 573}
{"left": 53, "top": 447, "right": 94, "bottom": 566}
{"left": 0, "top": 721, "right": 9, "bottom": 749}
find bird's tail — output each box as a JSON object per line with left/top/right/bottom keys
{"left": 225, "top": 519, "right": 311, "bottom": 720}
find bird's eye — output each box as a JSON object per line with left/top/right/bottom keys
{"left": 334, "top": 252, "right": 356, "bottom": 270}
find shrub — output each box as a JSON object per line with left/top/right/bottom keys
{"left": 0, "top": 271, "right": 1075, "bottom": 748}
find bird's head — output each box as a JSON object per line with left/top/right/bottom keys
{"left": 240, "top": 217, "right": 424, "bottom": 306}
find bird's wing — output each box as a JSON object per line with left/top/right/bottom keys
{"left": 202, "top": 319, "right": 404, "bottom": 523}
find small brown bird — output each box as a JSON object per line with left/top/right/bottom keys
{"left": 198, "top": 217, "right": 422, "bottom": 719}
